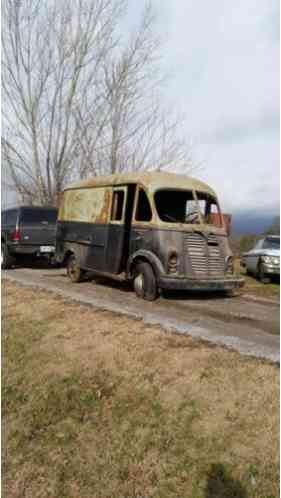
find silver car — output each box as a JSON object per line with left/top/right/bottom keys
{"left": 241, "top": 235, "right": 280, "bottom": 282}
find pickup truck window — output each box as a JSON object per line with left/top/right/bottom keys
{"left": 2, "top": 209, "right": 18, "bottom": 225}
{"left": 21, "top": 208, "right": 57, "bottom": 224}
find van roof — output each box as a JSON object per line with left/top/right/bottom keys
{"left": 65, "top": 172, "right": 217, "bottom": 197}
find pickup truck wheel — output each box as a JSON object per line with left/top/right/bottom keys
{"left": 133, "top": 262, "right": 158, "bottom": 301}
{"left": 1, "top": 241, "right": 14, "bottom": 269}
{"left": 66, "top": 254, "right": 84, "bottom": 283}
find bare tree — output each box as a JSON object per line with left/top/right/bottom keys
{"left": 76, "top": 4, "right": 193, "bottom": 176}
{"left": 2, "top": 0, "right": 124, "bottom": 205}
{"left": 2, "top": 0, "right": 194, "bottom": 206}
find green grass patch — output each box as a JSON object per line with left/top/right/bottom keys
{"left": 235, "top": 259, "right": 279, "bottom": 300}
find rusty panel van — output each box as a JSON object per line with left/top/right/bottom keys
{"left": 55, "top": 172, "right": 244, "bottom": 300}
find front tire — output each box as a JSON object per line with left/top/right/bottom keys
{"left": 66, "top": 254, "right": 84, "bottom": 283}
{"left": 1, "top": 241, "right": 15, "bottom": 270}
{"left": 133, "top": 262, "right": 158, "bottom": 301}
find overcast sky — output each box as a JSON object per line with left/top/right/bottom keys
{"left": 127, "top": 0, "right": 279, "bottom": 215}
{"left": 3, "top": 0, "right": 279, "bottom": 215}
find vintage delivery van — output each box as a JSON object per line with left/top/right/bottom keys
{"left": 56, "top": 172, "right": 244, "bottom": 300}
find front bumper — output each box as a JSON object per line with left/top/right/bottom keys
{"left": 158, "top": 275, "right": 245, "bottom": 291}
{"left": 263, "top": 265, "right": 280, "bottom": 276}
{"left": 11, "top": 244, "right": 55, "bottom": 256}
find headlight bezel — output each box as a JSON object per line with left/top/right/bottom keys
{"left": 225, "top": 256, "right": 234, "bottom": 274}
{"left": 261, "top": 255, "right": 280, "bottom": 266}
{"left": 168, "top": 251, "right": 179, "bottom": 273}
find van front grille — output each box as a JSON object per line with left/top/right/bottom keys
{"left": 184, "top": 233, "right": 225, "bottom": 277}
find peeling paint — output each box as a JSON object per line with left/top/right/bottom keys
{"left": 60, "top": 187, "right": 111, "bottom": 223}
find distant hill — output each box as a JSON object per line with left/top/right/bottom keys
{"left": 231, "top": 211, "right": 280, "bottom": 236}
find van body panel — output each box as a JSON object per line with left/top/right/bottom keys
{"left": 56, "top": 220, "right": 109, "bottom": 271}
{"left": 106, "top": 223, "right": 127, "bottom": 273}
{"left": 59, "top": 187, "right": 111, "bottom": 224}
{"left": 127, "top": 227, "right": 232, "bottom": 280}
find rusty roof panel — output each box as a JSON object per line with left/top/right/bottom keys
{"left": 64, "top": 172, "right": 217, "bottom": 198}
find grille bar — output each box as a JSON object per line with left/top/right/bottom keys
{"left": 184, "top": 233, "right": 225, "bottom": 277}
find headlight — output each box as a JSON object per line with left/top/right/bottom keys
{"left": 226, "top": 256, "right": 234, "bottom": 274}
{"left": 168, "top": 251, "right": 179, "bottom": 273}
{"left": 262, "top": 255, "right": 280, "bottom": 265}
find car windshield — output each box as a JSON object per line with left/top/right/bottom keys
{"left": 21, "top": 208, "right": 57, "bottom": 224}
{"left": 154, "top": 189, "right": 222, "bottom": 226}
{"left": 263, "top": 238, "right": 280, "bottom": 250}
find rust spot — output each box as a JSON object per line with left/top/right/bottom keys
{"left": 60, "top": 187, "right": 111, "bottom": 224}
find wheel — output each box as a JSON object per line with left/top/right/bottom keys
{"left": 257, "top": 261, "right": 269, "bottom": 284}
{"left": 1, "top": 241, "right": 15, "bottom": 269}
{"left": 66, "top": 253, "right": 84, "bottom": 283}
{"left": 133, "top": 262, "right": 158, "bottom": 301}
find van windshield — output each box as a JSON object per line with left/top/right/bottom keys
{"left": 154, "top": 190, "right": 222, "bottom": 226}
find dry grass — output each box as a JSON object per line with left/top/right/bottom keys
{"left": 2, "top": 281, "right": 279, "bottom": 498}
{"left": 235, "top": 259, "right": 280, "bottom": 300}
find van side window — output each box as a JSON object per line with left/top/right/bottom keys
{"left": 135, "top": 189, "right": 152, "bottom": 222}
{"left": 111, "top": 190, "right": 124, "bottom": 221}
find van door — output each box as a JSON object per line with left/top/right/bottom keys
{"left": 106, "top": 186, "right": 128, "bottom": 274}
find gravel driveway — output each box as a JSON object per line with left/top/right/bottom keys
{"left": 3, "top": 266, "right": 279, "bottom": 363}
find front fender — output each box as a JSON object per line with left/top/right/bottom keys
{"left": 127, "top": 250, "right": 165, "bottom": 281}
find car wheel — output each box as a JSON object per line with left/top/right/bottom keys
{"left": 1, "top": 241, "right": 15, "bottom": 269}
{"left": 133, "top": 262, "right": 158, "bottom": 301}
{"left": 257, "top": 261, "right": 269, "bottom": 284}
{"left": 66, "top": 253, "right": 84, "bottom": 283}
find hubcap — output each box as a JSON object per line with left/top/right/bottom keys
{"left": 134, "top": 273, "right": 144, "bottom": 296}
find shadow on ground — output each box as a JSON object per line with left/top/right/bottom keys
{"left": 9, "top": 261, "right": 241, "bottom": 301}
{"left": 13, "top": 257, "right": 57, "bottom": 270}
{"left": 162, "top": 289, "right": 237, "bottom": 301}
{"left": 89, "top": 277, "right": 234, "bottom": 301}
{"left": 205, "top": 464, "right": 248, "bottom": 498}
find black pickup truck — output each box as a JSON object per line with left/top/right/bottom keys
{"left": 1, "top": 206, "right": 58, "bottom": 269}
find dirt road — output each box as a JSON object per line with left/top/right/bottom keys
{"left": 3, "top": 266, "right": 279, "bottom": 363}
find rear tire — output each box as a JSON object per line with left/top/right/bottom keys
{"left": 133, "top": 262, "right": 158, "bottom": 301}
{"left": 66, "top": 253, "right": 84, "bottom": 283}
{"left": 1, "top": 241, "right": 15, "bottom": 269}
